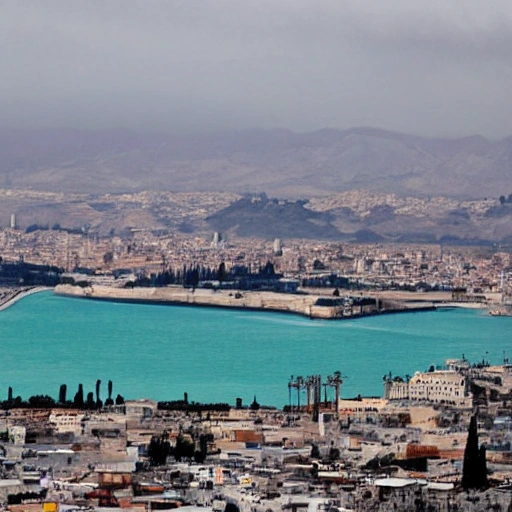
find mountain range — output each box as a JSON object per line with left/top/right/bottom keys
{"left": 1, "top": 126, "right": 511, "bottom": 199}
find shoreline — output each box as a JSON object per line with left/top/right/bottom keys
{"left": 54, "top": 284, "right": 438, "bottom": 320}
{"left": 0, "top": 286, "right": 51, "bottom": 311}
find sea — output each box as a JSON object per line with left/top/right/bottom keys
{"left": 0, "top": 291, "right": 509, "bottom": 408}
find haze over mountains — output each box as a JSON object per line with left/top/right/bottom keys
{"left": 1, "top": 126, "right": 511, "bottom": 199}
{"left": 3, "top": 126, "right": 512, "bottom": 244}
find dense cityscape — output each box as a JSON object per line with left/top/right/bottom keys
{"left": 0, "top": 215, "right": 511, "bottom": 512}
{"left": 1, "top": 220, "right": 511, "bottom": 295}
{"left": 3, "top": 1, "right": 512, "bottom": 510}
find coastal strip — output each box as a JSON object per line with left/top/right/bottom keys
{"left": 54, "top": 284, "right": 436, "bottom": 319}
{"left": 0, "top": 286, "right": 51, "bottom": 311}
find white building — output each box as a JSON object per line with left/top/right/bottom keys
{"left": 384, "top": 370, "right": 471, "bottom": 406}
{"left": 8, "top": 426, "right": 25, "bottom": 445}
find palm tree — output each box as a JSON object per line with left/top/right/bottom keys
{"left": 327, "top": 371, "right": 343, "bottom": 416}
{"left": 296, "top": 376, "right": 304, "bottom": 409}
{"left": 305, "top": 376, "right": 315, "bottom": 409}
{"left": 322, "top": 382, "right": 329, "bottom": 407}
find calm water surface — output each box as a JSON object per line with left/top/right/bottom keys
{"left": 0, "top": 292, "right": 509, "bottom": 407}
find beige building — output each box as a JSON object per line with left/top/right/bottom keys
{"left": 384, "top": 371, "right": 471, "bottom": 406}
{"left": 125, "top": 399, "right": 157, "bottom": 420}
{"left": 8, "top": 426, "right": 26, "bottom": 445}
{"left": 49, "top": 410, "right": 84, "bottom": 435}
{"left": 384, "top": 381, "right": 409, "bottom": 401}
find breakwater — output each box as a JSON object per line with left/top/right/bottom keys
{"left": 54, "top": 284, "right": 435, "bottom": 319}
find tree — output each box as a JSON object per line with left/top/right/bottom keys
{"left": 500, "top": 195, "right": 506, "bottom": 205}
{"left": 28, "top": 395, "right": 55, "bottom": 408}
{"left": 148, "top": 434, "right": 172, "bottom": 466}
{"left": 225, "top": 503, "right": 240, "bottom": 512}
{"left": 328, "top": 446, "right": 340, "bottom": 462}
{"left": 217, "top": 262, "right": 227, "bottom": 285}
{"left": 193, "top": 433, "right": 212, "bottom": 463}
{"left": 59, "top": 384, "right": 67, "bottom": 404}
{"left": 250, "top": 396, "right": 260, "bottom": 411}
{"left": 86, "top": 392, "right": 95, "bottom": 409}
{"left": 328, "top": 371, "right": 343, "bottom": 416}
{"left": 188, "top": 267, "right": 199, "bottom": 290}
{"left": 261, "top": 260, "right": 275, "bottom": 275}
{"left": 174, "top": 434, "right": 195, "bottom": 461}
{"left": 74, "top": 384, "right": 84, "bottom": 408}
{"left": 194, "top": 449, "right": 206, "bottom": 463}
{"left": 462, "top": 415, "right": 488, "bottom": 490}
{"left": 103, "top": 252, "right": 114, "bottom": 266}
{"left": 95, "top": 380, "right": 102, "bottom": 408}
{"left": 105, "top": 380, "right": 114, "bottom": 406}
{"left": 115, "top": 394, "right": 125, "bottom": 405}
{"left": 199, "top": 433, "right": 212, "bottom": 458}
{"left": 296, "top": 376, "right": 304, "bottom": 408}
{"left": 313, "top": 259, "right": 325, "bottom": 270}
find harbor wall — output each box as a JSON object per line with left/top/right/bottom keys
{"left": 54, "top": 284, "right": 435, "bottom": 320}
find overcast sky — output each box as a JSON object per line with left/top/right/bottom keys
{"left": 2, "top": 0, "right": 512, "bottom": 138}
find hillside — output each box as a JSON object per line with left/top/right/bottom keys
{"left": 3, "top": 189, "right": 512, "bottom": 245}
{"left": 1, "top": 127, "right": 512, "bottom": 198}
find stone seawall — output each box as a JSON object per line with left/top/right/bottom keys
{"left": 54, "top": 284, "right": 435, "bottom": 320}
{"left": 55, "top": 284, "right": 328, "bottom": 317}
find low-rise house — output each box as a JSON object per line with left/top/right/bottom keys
{"left": 49, "top": 410, "right": 84, "bottom": 436}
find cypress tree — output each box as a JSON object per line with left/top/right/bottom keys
{"left": 462, "top": 414, "right": 488, "bottom": 490}
{"left": 217, "top": 262, "right": 226, "bottom": 284}
{"left": 95, "top": 379, "right": 102, "bottom": 408}
{"left": 59, "top": 384, "right": 67, "bottom": 404}
{"left": 148, "top": 434, "right": 171, "bottom": 466}
{"left": 105, "top": 380, "right": 114, "bottom": 406}
{"left": 74, "top": 384, "right": 84, "bottom": 408}
{"left": 86, "top": 392, "right": 95, "bottom": 409}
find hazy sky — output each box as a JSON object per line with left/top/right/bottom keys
{"left": 2, "top": 0, "right": 512, "bottom": 137}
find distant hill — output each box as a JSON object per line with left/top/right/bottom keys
{"left": 206, "top": 194, "right": 340, "bottom": 239}
{"left": 1, "top": 127, "right": 512, "bottom": 198}
{"left": 3, "top": 188, "right": 512, "bottom": 244}
{"left": 206, "top": 192, "right": 512, "bottom": 244}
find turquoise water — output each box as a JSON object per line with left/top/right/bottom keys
{"left": 0, "top": 292, "right": 510, "bottom": 407}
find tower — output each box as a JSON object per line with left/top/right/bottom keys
{"left": 211, "top": 232, "right": 221, "bottom": 248}
{"left": 273, "top": 238, "right": 282, "bottom": 256}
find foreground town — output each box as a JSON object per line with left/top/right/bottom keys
{"left": 0, "top": 359, "right": 511, "bottom": 512}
